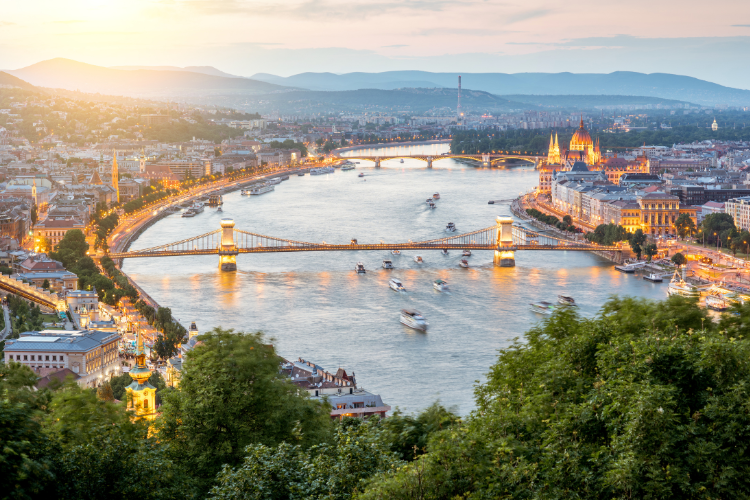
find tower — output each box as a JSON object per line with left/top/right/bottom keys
{"left": 457, "top": 76, "right": 462, "bottom": 123}
{"left": 219, "top": 218, "right": 238, "bottom": 271}
{"left": 547, "top": 133, "right": 561, "bottom": 164}
{"left": 112, "top": 149, "right": 120, "bottom": 203}
{"left": 139, "top": 148, "right": 146, "bottom": 173}
{"left": 31, "top": 183, "right": 37, "bottom": 206}
{"left": 494, "top": 216, "right": 516, "bottom": 267}
{"left": 125, "top": 328, "right": 156, "bottom": 420}
{"left": 712, "top": 118, "right": 718, "bottom": 131}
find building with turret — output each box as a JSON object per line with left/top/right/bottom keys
{"left": 125, "top": 329, "right": 156, "bottom": 420}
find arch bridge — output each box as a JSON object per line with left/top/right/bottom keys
{"left": 108, "top": 218, "right": 621, "bottom": 271}
{"left": 336, "top": 153, "right": 541, "bottom": 168}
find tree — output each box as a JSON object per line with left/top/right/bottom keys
{"left": 674, "top": 213, "right": 696, "bottom": 239}
{"left": 700, "top": 212, "right": 736, "bottom": 245}
{"left": 156, "top": 328, "right": 333, "bottom": 493}
{"left": 643, "top": 242, "right": 658, "bottom": 261}
{"left": 671, "top": 252, "right": 687, "bottom": 267}
{"left": 42, "top": 278, "right": 50, "bottom": 290}
{"left": 361, "top": 296, "right": 750, "bottom": 499}
{"left": 379, "top": 402, "right": 460, "bottom": 461}
{"left": 732, "top": 230, "right": 750, "bottom": 256}
{"left": 562, "top": 214, "right": 572, "bottom": 225}
{"left": 49, "top": 229, "right": 89, "bottom": 270}
{"left": 629, "top": 228, "right": 647, "bottom": 259}
{"left": 97, "top": 381, "right": 114, "bottom": 402}
{"left": 31, "top": 203, "right": 38, "bottom": 226}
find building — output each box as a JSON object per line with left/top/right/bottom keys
{"left": 567, "top": 117, "right": 600, "bottom": 166}
{"left": 125, "top": 329, "right": 157, "bottom": 419}
{"left": 15, "top": 270, "right": 78, "bottom": 293}
{"left": 282, "top": 357, "right": 390, "bottom": 420}
{"left": 140, "top": 114, "right": 170, "bottom": 126}
{"left": 637, "top": 192, "right": 681, "bottom": 237}
{"left": 112, "top": 149, "right": 119, "bottom": 203}
{"left": 33, "top": 217, "right": 86, "bottom": 249}
{"left": 726, "top": 197, "right": 750, "bottom": 231}
{"left": 3, "top": 329, "right": 121, "bottom": 387}
{"left": 67, "top": 289, "right": 99, "bottom": 317}
{"left": 700, "top": 201, "right": 725, "bottom": 223}
{"left": 148, "top": 160, "right": 211, "bottom": 180}
{"left": 546, "top": 133, "right": 561, "bottom": 164}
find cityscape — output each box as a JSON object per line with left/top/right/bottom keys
{"left": 3, "top": 1, "right": 750, "bottom": 498}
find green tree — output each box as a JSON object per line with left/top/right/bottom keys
{"left": 379, "top": 402, "right": 460, "bottom": 461}
{"left": 643, "top": 242, "right": 658, "bottom": 261}
{"left": 49, "top": 229, "right": 89, "bottom": 270}
{"left": 31, "top": 203, "right": 38, "bottom": 226}
{"left": 41, "top": 279, "right": 50, "bottom": 290}
{"left": 156, "top": 328, "right": 333, "bottom": 493}
{"left": 674, "top": 212, "right": 696, "bottom": 239}
{"left": 97, "top": 381, "right": 114, "bottom": 402}
{"left": 700, "top": 212, "right": 736, "bottom": 245}
{"left": 671, "top": 252, "right": 687, "bottom": 267}
{"left": 629, "top": 228, "right": 647, "bottom": 259}
{"left": 732, "top": 230, "right": 750, "bottom": 256}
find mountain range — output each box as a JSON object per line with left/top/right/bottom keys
{"left": 2, "top": 58, "right": 750, "bottom": 107}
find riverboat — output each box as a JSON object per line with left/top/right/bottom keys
{"left": 400, "top": 159, "right": 404, "bottom": 163}
{"left": 433, "top": 279, "right": 449, "bottom": 292}
{"left": 706, "top": 294, "right": 730, "bottom": 311}
{"left": 445, "top": 222, "right": 456, "bottom": 232}
{"left": 341, "top": 164, "right": 355, "bottom": 171}
{"left": 667, "top": 270, "right": 702, "bottom": 298}
{"left": 400, "top": 310, "right": 428, "bottom": 331}
{"left": 389, "top": 278, "right": 405, "bottom": 292}
{"left": 250, "top": 184, "right": 275, "bottom": 195}
{"left": 382, "top": 260, "right": 394, "bottom": 269}
{"left": 614, "top": 262, "right": 646, "bottom": 273}
{"left": 269, "top": 177, "right": 282, "bottom": 185}
{"left": 181, "top": 210, "right": 196, "bottom": 218}
{"left": 459, "top": 259, "right": 469, "bottom": 268}
{"left": 441, "top": 249, "right": 449, "bottom": 256}
{"left": 355, "top": 262, "right": 366, "bottom": 274}
{"left": 280, "top": 175, "right": 290, "bottom": 181}
{"left": 298, "top": 172, "right": 306, "bottom": 176}
{"left": 558, "top": 295, "right": 577, "bottom": 306}
{"left": 463, "top": 250, "right": 472, "bottom": 257}
{"left": 240, "top": 189, "right": 249, "bottom": 196}
{"left": 311, "top": 166, "right": 335, "bottom": 175}
{"left": 391, "top": 249, "right": 401, "bottom": 255}
{"left": 433, "top": 193, "right": 440, "bottom": 200}
{"left": 414, "top": 255, "right": 423, "bottom": 264}
{"left": 530, "top": 301, "right": 555, "bottom": 315}
{"left": 643, "top": 273, "right": 663, "bottom": 282}
{"left": 191, "top": 203, "right": 205, "bottom": 214}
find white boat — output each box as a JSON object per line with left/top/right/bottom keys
{"left": 311, "top": 167, "right": 334, "bottom": 175}
{"left": 433, "top": 193, "right": 440, "bottom": 200}
{"left": 269, "top": 177, "right": 282, "bottom": 185}
{"left": 459, "top": 259, "right": 469, "bottom": 268}
{"left": 441, "top": 249, "right": 449, "bottom": 256}
{"left": 706, "top": 294, "right": 730, "bottom": 311}
{"left": 530, "top": 301, "right": 555, "bottom": 315}
{"left": 250, "top": 184, "right": 274, "bottom": 195}
{"left": 667, "top": 270, "right": 701, "bottom": 298}
{"left": 400, "top": 159, "right": 404, "bottom": 163}
{"left": 382, "top": 260, "right": 394, "bottom": 269}
{"left": 414, "top": 255, "right": 423, "bottom": 264}
{"left": 445, "top": 222, "right": 456, "bottom": 232}
{"left": 428, "top": 202, "right": 436, "bottom": 209}
{"left": 240, "top": 189, "right": 249, "bottom": 196}
{"left": 614, "top": 262, "right": 646, "bottom": 273}
{"left": 391, "top": 249, "right": 401, "bottom": 255}
{"left": 181, "top": 211, "right": 196, "bottom": 218}
{"left": 341, "top": 164, "right": 355, "bottom": 171}
{"left": 558, "top": 295, "right": 577, "bottom": 306}
{"left": 217, "top": 206, "right": 222, "bottom": 212}
{"left": 389, "top": 278, "right": 405, "bottom": 292}
{"left": 358, "top": 173, "right": 365, "bottom": 178}
{"left": 643, "top": 273, "right": 663, "bottom": 283}
{"left": 280, "top": 175, "right": 290, "bottom": 181}
{"left": 355, "top": 262, "right": 366, "bottom": 274}
{"left": 191, "top": 203, "right": 204, "bottom": 214}
{"left": 297, "top": 172, "right": 306, "bottom": 176}
{"left": 462, "top": 250, "right": 472, "bottom": 257}
{"left": 400, "top": 309, "right": 428, "bottom": 331}
{"left": 433, "top": 279, "right": 449, "bottom": 292}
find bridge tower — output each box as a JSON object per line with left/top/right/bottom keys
{"left": 219, "top": 218, "right": 239, "bottom": 271}
{"left": 494, "top": 216, "right": 515, "bottom": 267}
{"left": 426, "top": 157, "right": 433, "bottom": 168}
{"left": 482, "top": 154, "right": 490, "bottom": 166}
{"left": 374, "top": 157, "right": 381, "bottom": 168}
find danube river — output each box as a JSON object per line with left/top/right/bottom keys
{"left": 124, "top": 143, "right": 667, "bottom": 415}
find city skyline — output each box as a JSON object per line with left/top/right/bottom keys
{"left": 1, "top": 0, "right": 750, "bottom": 89}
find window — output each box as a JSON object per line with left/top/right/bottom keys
{"left": 23, "top": 355, "right": 27, "bottom": 361}
{"left": 31, "top": 355, "right": 35, "bottom": 361}
{"left": 144, "top": 399, "right": 149, "bottom": 409}
{"left": 60, "top": 355, "right": 64, "bottom": 362}
{"left": 45, "top": 355, "right": 49, "bottom": 361}
{"left": 53, "top": 355, "right": 56, "bottom": 361}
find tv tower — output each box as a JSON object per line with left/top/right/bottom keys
{"left": 457, "top": 75, "right": 462, "bottom": 123}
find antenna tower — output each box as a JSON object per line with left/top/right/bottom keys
{"left": 457, "top": 76, "right": 462, "bottom": 123}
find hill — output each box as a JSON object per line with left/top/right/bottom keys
{"left": 8, "top": 58, "right": 288, "bottom": 97}
{"left": 0, "top": 71, "right": 35, "bottom": 90}
{"left": 251, "top": 71, "right": 750, "bottom": 106}
{"left": 500, "top": 94, "right": 691, "bottom": 109}
{"left": 111, "top": 65, "right": 241, "bottom": 78}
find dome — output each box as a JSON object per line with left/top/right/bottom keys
{"left": 570, "top": 117, "right": 593, "bottom": 148}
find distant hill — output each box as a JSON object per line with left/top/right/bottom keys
{"left": 0, "top": 71, "right": 35, "bottom": 90}
{"left": 8, "top": 58, "right": 289, "bottom": 97}
{"left": 251, "top": 71, "right": 750, "bottom": 106}
{"left": 500, "top": 94, "right": 691, "bottom": 109}
{"left": 111, "top": 65, "right": 241, "bottom": 79}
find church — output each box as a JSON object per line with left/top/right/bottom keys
{"left": 547, "top": 117, "right": 600, "bottom": 167}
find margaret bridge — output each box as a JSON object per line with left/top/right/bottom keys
{"left": 107, "top": 217, "right": 621, "bottom": 271}
{"left": 335, "top": 152, "right": 542, "bottom": 168}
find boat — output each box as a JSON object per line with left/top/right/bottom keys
{"left": 558, "top": 295, "right": 577, "bottom": 306}
{"left": 530, "top": 301, "right": 555, "bottom": 315}
{"left": 433, "top": 193, "right": 440, "bottom": 200}
{"left": 358, "top": 173, "right": 365, "bottom": 177}
{"left": 310, "top": 167, "right": 334, "bottom": 175}
{"left": 298, "top": 172, "right": 306, "bottom": 176}
{"left": 341, "top": 164, "right": 355, "bottom": 171}
{"left": 667, "top": 270, "right": 701, "bottom": 298}
{"left": 643, "top": 273, "right": 663, "bottom": 283}
{"left": 191, "top": 203, "right": 205, "bottom": 214}
{"left": 445, "top": 222, "right": 456, "bottom": 232}
{"left": 706, "top": 294, "right": 730, "bottom": 311}
{"left": 280, "top": 175, "right": 290, "bottom": 181}
{"left": 355, "top": 262, "right": 366, "bottom": 274}
{"left": 400, "top": 309, "right": 428, "bottom": 331}
{"left": 389, "top": 278, "right": 405, "bottom": 292}
{"left": 240, "top": 189, "right": 249, "bottom": 196}
{"left": 414, "top": 255, "right": 423, "bottom": 264}
{"left": 441, "top": 249, "right": 449, "bottom": 256}
{"left": 428, "top": 202, "right": 436, "bottom": 209}
{"left": 614, "top": 262, "right": 646, "bottom": 273}
{"left": 269, "top": 177, "right": 282, "bottom": 185}
{"left": 181, "top": 210, "right": 196, "bottom": 218}
{"left": 391, "top": 249, "right": 401, "bottom": 255}
{"left": 400, "top": 159, "right": 404, "bottom": 163}
{"left": 217, "top": 206, "right": 223, "bottom": 212}
{"left": 382, "top": 260, "right": 394, "bottom": 269}
{"left": 426, "top": 199, "right": 433, "bottom": 204}
{"left": 250, "top": 184, "right": 274, "bottom": 195}
{"left": 459, "top": 259, "right": 469, "bottom": 268}
{"left": 433, "top": 279, "right": 449, "bottom": 292}
{"left": 462, "top": 250, "right": 472, "bottom": 257}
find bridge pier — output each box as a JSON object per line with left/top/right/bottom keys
{"left": 482, "top": 154, "right": 490, "bottom": 167}
{"left": 426, "top": 157, "right": 433, "bottom": 168}
{"left": 494, "top": 216, "right": 515, "bottom": 267}
{"left": 374, "top": 157, "right": 381, "bottom": 168}
{"left": 219, "top": 218, "right": 239, "bottom": 271}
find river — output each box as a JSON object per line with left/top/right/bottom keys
{"left": 123, "top": 143, "right": 667, "bottom": 415}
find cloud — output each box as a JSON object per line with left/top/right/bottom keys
{"left": 505, "top": 9, "right": 551, "bottom": 24}
{"left": 732, "top": 24, "right": 750, "bottom": 27}
{"left": 418, "top": 28, "right": 510, "bottom": 36}
{"left": 382, "top": 44, "right": 408, "bottom": 48}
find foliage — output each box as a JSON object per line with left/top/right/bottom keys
{"left": 361, "top": 296, "right": 750, "bottom": 499}
{"left": 210, "top": 419, "right": 402, "bottom": 500}
{"left": 629, "top": 228, "right": 647, "bottom": 259}
{"left": 526, "top": 208, "right": 577, "bottom": 233}
{"left": 699, "top": 213, "right": 736, "bottom": 246}
{"left": 730, "top": 230, "right": 750, "bottom": 256}
{"left": 41, "top": 279, "right": 49, "bottom": 290}
{"left": 674, "top": 212, "right": 696, "bottom": 239}
{"left": 643, "top": 242, "right": 658, "bottom": 261}
{"left": 378, "top": 402, "right": 460, "bottom": 461}
{"left": 8, "top": 295, "right": 44, "bottom": 334}
{"left": 269, "top": 138, "right": 308, "bottom": 157}
{"left": 671, "top": 252, "right": 687, "bottom": 267}
{"left": 156, "top": 328, "right": 334, "bottom": 493}
{"left": 49, "top": 229, "right": 89, "bottom": 270}
{"left": 96, "top": 381, "right": 114, "bottom": 402}
{"left": 585, "top": 223, "right": 629, "bottom": 246}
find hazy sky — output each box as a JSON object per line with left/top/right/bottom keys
{"left": 2, "top": 0, "right": 750, "bottom": 88}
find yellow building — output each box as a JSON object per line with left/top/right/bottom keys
{"left": 125, "top": 329, "right": 156, "bottom": 420}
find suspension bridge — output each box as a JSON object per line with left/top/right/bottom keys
{"left": 336, "top": 153, "right": 542, "bottom": 168}
{"left": 107, "top": 217, "right": 621, "bottom": 271}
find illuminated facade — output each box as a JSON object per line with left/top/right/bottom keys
{"left": 125, "top": 328, "right": 156, "bottom": 420}
{"left": 219, "top": 218, "right": 238, "bottom": 271}
{"left": 112, "top": 149, "right": 120, "bottom": 203}
{"left": 546, "top": 133, "right": 561, "bottom": 164}
{"left": 494, "top": 216, "right": 515, "bottom": 267}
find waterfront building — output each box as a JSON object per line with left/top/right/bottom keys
{"left": 546, "top": 133, "right": 561, "bottom": 164}
{"left": 725, "top": 197, "right": 750, "bottom": 231}
{"left": 125, "top": 328, "right": 157, "bottom": 419}
{"left": 282, "top": 357, "right": 391, "bottom": 420}
{"left": 3, "top": 329, "right": 121, "bottom": 387}
{"left": 637, "top": 192, "right": 681, "bottom": 237}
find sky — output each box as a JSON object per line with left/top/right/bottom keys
{"left": 1, "top": 0, "right": 750, "bottom": 89}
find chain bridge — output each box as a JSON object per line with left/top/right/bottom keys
{"left": 336, "top": 153, "right": 542, "bottom": 168}
{"left": 107, "top": 218, "right": 621, "bottom": 271}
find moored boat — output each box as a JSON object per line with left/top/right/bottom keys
{"left": 400, "top": 309, "right": 428, "bottom": 331}
{"left": 643, "top": 273, "right": 663, "bottom": 282}
{"left": 250, "top": 184, "right": 274, "bottom": 195}
{"left": 389, "top": 278, "right": 405, "bottom": 292}
{"left": 667, "top": 270, "right": 701, "bottom": 298}
{"left": 706, "top": 294, "right": 730, "bottom": 311}
{"left": 433, "top": 279, "right": 449, "bottom": 292}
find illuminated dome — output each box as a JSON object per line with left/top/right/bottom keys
{"left": 570, "top": 116, "right": 593, "bottom": 150}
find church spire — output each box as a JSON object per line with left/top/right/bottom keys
{"left": 580, "top": 114, "right": 584, "bottom": 128}
{"left": 126, "top": 328, "right": 157, "bottom": 419}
